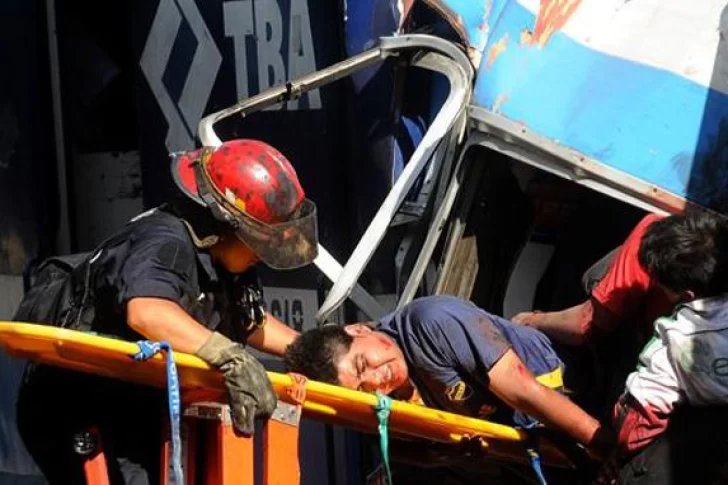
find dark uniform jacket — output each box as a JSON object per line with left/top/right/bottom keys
{"left": 15, "top": 207, "right": 263, "bottom": 484}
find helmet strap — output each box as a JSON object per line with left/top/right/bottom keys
{"left": 192, "top": 158, "right": 239, "bottom": 229}
{"left": 179, "top": 219, "right": 220, "bottom": 249}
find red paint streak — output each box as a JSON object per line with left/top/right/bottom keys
{"left": 531, "top": 0, "right": 582, "bottom": 48}
{"left": 492, "top": 94, "right": 509, "bottom": 114}
{"left": 486, "top": 33, "right": 509, "bottom": 70}
{"left": 479, "top": 0, "right": 493, "bottom": 33}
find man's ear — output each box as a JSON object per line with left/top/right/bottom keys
{"left": 683, "top": 290, "right": 696, "bottom": 302}
{"left": 344, "top": 324, "right": 373, "bottom": 338}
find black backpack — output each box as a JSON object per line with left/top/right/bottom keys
{"left": 13, "top": 252, "right": 95, "bottom": 330}
{"left": 12, "top": 213, "right": 143, "bottom": 330}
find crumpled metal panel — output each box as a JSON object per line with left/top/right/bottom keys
{"left": 436, "top": 0, "right": 728, "bottom": 212}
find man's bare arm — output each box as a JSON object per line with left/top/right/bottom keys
{"left": 128, "top": 298, "right": 298, "bottom": 357}
{"left": 511, "top": 298, "right": 618, "bottom": 346}
{"left": 488, "top": 349, "right": 612, "bottom": 457}
{"left": 127, "top": 297, "right": 212, "bottom": 354}
{"left": 246, "top": 313, "right": 299, "bottom": 357}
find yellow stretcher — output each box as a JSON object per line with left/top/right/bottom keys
{"left": 0, "top": 322, "right": 574, "bottom": 472}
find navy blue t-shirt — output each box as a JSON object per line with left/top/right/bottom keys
{"left": 377, "top": 295, "right": 563, "bottom": 427}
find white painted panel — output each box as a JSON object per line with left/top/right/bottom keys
{"left": 517, "top": 0, "right": 728, "bottom": 93}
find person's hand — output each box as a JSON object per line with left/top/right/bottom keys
{"left": 196, "top": 332, "right": 277, "bottom": 435}
{"left": 286, "top": 372, "right": 308, "bottom": 406}
{"left": 511, "top": 310, "right": 540, "bottom": 326}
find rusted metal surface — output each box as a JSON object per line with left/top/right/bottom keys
{"left": 485, "top": 33, "right": 509, "bottom": 69}
{"left": 530, "top": 0, "right": 582, "bottom": 48}
{"left": 464, "top": 0, "right": 728, "bottom": 213}
{"left": 469, "top": 106, "right": 705, "bottom": 216}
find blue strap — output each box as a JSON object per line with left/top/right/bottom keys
{"left": 133, "top": 341, "right": 183, "bottom": 485}
{"left": 527, "top": 448, "right": 548, "bottom": 485}
{"left": 516, "top": 424, "right": 548, "bottom": 485}
{"left": 374, "top": 392, "right": 393, "bottom": 485}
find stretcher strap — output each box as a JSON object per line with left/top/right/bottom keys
{"left": 374, "top": 392, "right": 393, "bottom": 485}
{"left": 133, "top": 341, "right": 183, "bottom": 485}
{"left": 523, "top": 429, "right": 548, "bottom": 485}
{"left": 527, "top": 448, "right": 548, "bottom": 485}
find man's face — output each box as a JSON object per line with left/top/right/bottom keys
{"left": 334, "top": 324, "right": 409, "bottom": 395}
{"left": 215, "top": 236, "right": 260, "bottom": 273}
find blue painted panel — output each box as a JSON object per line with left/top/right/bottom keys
{"left": 444, "top": 0, "right": 728, "bottom": 211}
{"left": 345, "top": 0, "right": 399, "bottom": 90}
{"left": 468, "top": 2, "right": 728, "bottom": 211}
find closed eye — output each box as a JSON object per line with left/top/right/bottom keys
{"left": 355, "top": 355, "right": 366, "bottom": 391}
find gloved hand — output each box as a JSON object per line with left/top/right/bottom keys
{"left": 196, "top": 332, "right": 277, "bottom": 435}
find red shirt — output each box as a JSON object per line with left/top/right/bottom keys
{"left": 591, "top": 214, "right": 674, "bottom": 338}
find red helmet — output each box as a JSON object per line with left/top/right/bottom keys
{"left": 171, "top": 139, "right": 318, "bottom": 269}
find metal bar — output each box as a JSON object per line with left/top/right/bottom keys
{"left": 205, "top": 404, "right": 254, "bottom": 485}
{"left": 313, "top": 245, "right": 387, "bottom": 320}
{"left": 315, "top": 47, "right": 472, "bottom": 323}
{"left": 159, "top": 420, "right": 170, "bottom": 485}
{"left": 185, "top": 421, "right": 197, "bottom": 485}
{"left": 46, "top": 0, "right": 72, "bottom": 253}
{"left": 196, "top": 34, "right": 475, "bottom": 322}
{"left": 198, "top": 34, "right": 474, "bottom": 148}
{"left": 263, "top": 402, "right": 301, "bottom": 485}
{"left": 0, "top": 322, "right": 571, "bottom": 468}
{"left": 198, "top": 48, "right": 386, "bottom": 147}
{"left": 433, "top": 140, "right": 487, "bottom": 296}
{"left": 468, "top": 106, "right": 691, "bottom": 215}
{"left": 80, "top": 427, "right": 110, "bottom": 485}
{"left": 398, "top": 122, "right": 470, "bottom": 306}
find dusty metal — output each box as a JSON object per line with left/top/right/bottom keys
{"left": 198, "top": 48, "right": 386, "bottom": 148}
{"left": 270, "top": 401, "right": 300, "bottom": 427}
{"left": 315, "top": 36, "right": 473, "bottom": 324}
{"left": 398, "top": 114, "right": 470, "bottom": 306}
{"left": 196, "top": 34, "right": 474, "bottom": 322}
{"left": 184, "top": 401, "right": 232, "bottom": 425}
{"left": 468, "top": 106, "right": 690, "bottom": 215}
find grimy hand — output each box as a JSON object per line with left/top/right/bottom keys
{"left": 196, "top": 332, "right": 277, "bottom": 435}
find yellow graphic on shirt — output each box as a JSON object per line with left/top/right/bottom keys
{"left": 445, "top": 381, "right": 473, "bottom": 403}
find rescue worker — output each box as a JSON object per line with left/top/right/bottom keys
{"left": 511, "top": 211, "right": 728, "bottom": 416}
{"left": 512, "top": 213, "right": 674, "bottom": 346}
{"left": 606, "top": 211, "right": 728, "bottom": 484}
{"left": 284, "top": 295, "right": 614, "bottom": 461}
{"left": 511, "top": 209, "right": 728, "bottom": 484}
{"left": 14, "top": 139, "right": 318, "bottom": 484}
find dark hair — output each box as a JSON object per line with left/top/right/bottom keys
{"left": 283, "top": 325, "right": 353, "bottom": 384}
{"left": 638, "top": 210, "right": 728, "bottom": 297}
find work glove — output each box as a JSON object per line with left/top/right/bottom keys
{"left": 196, "top": 332, "right": 277, "bottom": 435}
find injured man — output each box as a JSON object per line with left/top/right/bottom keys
{"left": 284, "top": 295, "right": 613, "bottom": 459}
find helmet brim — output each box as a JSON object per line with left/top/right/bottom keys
{"left": 234, "top": 198, "right": 319, "bottom": 270}
{"left": 171, "top": 149, "right": 206, "bottom": 206}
